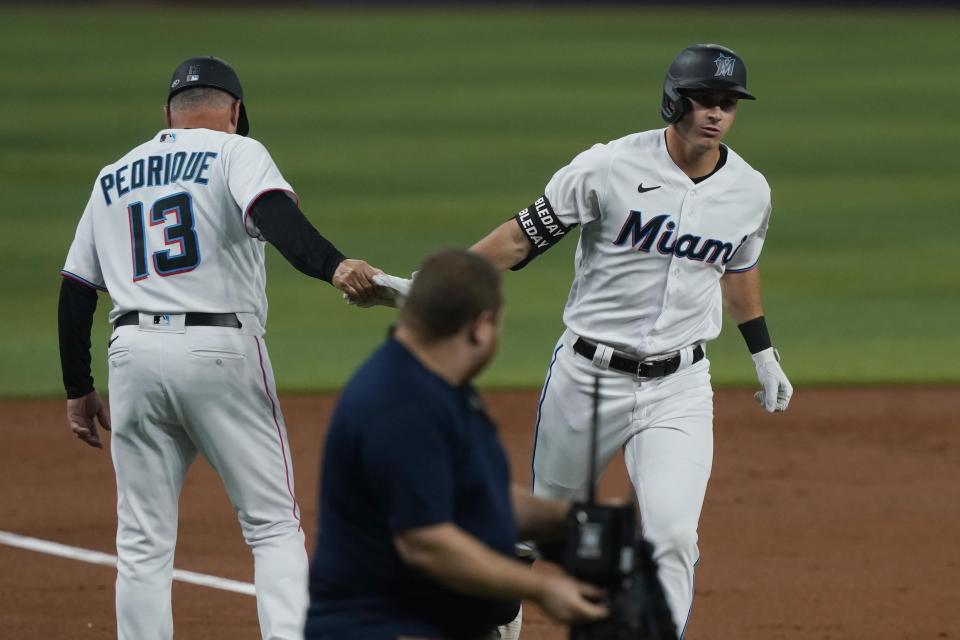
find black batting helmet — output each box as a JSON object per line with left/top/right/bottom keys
{"left": 168, "top": 56, "right": 249, "bottom": 136}
{"left": 660, "top": 44, "right": 756, "bottom": 124}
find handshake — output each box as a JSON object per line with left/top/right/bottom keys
{"left": 332, "top": 258, "right": 413, "bottom": 309}
{"left": 353, "top": 273, "right": 413, "bottom": 308}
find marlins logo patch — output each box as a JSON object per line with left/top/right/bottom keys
{"left": 714, "top": 54, "right": 736, "bottom": 77}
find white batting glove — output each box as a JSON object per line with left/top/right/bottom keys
{"left": 373, "top": 273, "right": 412, "bottom": 298}
{"left": 342, "top": 273, "right": 413, "bottom": 308}
{"left": 751, "top": 347, "right": 793, "bottom": 413}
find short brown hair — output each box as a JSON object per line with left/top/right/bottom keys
{"left": 399, "top": 249, "right": 502, "bottom": 342}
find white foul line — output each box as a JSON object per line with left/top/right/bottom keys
{"left": 0, "top": 530, "right": 255, "bottom": 596}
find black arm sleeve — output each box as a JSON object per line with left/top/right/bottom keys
{"left": 58, "top": 277, "right": 98, "bottom": 399}
{"left": 249, "top": 191, "right": 346, "bottom": 284}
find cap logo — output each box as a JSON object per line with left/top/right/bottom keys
{"left": 186, "top": 64, "right": 201, "bottom": 82}
{"left": 714, "top": 54, "right": 736, "bottom": 77}
{"left": 170, "top": 78, "right": 180, "bottom": 89}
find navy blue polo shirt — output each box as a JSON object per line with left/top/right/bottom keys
{"left": 305, "top": 338, "right": 520, "bottom": 640}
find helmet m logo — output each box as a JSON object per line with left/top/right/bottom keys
{"left": 714, "top": 54, "right": 736, "bottom": 77}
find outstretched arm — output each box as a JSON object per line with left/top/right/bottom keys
{"left": 472, "top": 197, "right": 574, "bottom": 272}
{"left": 249, "top": 191, "right": 382, "bottom": 303}
{"left": 471, "top": 219, "right": 532, "bottom": 271}
{"left": 358, "top": 197, "right": 569, "bottom": 307}
{"left": 352, "top": 215, "right": 536, "bottom": 309}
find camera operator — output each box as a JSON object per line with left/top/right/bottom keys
{"left": 305, "top": 249, "right": 608, "bottom": 640}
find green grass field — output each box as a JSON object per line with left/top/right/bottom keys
{"left": 2, "top": 6, "right": 958, "bottom": 396}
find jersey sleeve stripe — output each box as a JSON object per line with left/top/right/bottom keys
{"left": 60, "top": 270, "right": 108, "bottom": 292}
{"left": 242, "top": 188, "right": 300, "bottom": 239}
{"left": 725, "top": 258, "right": 760, "bottom": 273}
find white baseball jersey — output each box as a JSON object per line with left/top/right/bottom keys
{"left": 61, "top": 128, "right": 297, "bottom": 330}
{"left": 542, "top": 128, "right": 770, "bottom": 358}
{"left": 64, "top": 127, "right": 310, "bottom": 638}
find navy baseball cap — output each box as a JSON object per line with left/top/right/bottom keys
{"left": 167, "top": 56, "right": 249, "bottom": 136}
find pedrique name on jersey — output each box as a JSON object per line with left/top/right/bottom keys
{"left": 613, "top": 209, "right": 748, "bottom": 265}
{"left": 100, "top": 151, "right": 219, "bottom": 205}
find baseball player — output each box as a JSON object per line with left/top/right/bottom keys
{"left": 372, "top": 43, "right": 793, "bottom": 637}
{"left": 57, "top": 56, "right": 383, "bottom": 640}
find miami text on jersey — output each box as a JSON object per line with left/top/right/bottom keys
{"left": 100, "top": 151, "right": 219, "bottom": 205}
{"left": 613, "top": 209, "right": 748, "bottom": 265}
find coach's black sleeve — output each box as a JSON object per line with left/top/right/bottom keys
{"left": 249, "top": 191, "right": 346, "bottom": 284}
{"left": 58, "top": 277, "right": 98, "bottom": 399}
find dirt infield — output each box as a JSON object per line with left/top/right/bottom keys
{"left": 1, "top": 387, "right": 958, "bottom": 639}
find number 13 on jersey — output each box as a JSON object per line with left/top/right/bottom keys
{"left": 127, "top": 192, "right": 201, "bottom": 280}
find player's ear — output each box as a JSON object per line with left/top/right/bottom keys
{"left": 230, "top": 100, "right": 241, "bottom": 131}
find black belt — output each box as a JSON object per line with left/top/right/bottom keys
{"left": 573, "top": 338, "right": 703, "bottom": 378}
{"left": 114, "top": 311, "right": 242, "bottom": 329}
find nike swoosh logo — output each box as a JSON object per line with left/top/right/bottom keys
{"left": 108, "top": 336, "right": 119, "bottom": 348}
{"left": 637, "top": 183, "right": 662, "bottom": 193}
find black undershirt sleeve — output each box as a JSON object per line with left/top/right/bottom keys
{"left": 58, "top": 277, "right": 98, "bottom": 399}
{"left": 249, "top": 191, "right": 346, "bottom": 284}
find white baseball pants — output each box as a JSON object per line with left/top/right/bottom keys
{"left": 532, "top": 330, "right": 713, "bottom": 637}
{"left": 107, "top": 318, "right": 308, "bottom": 640}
